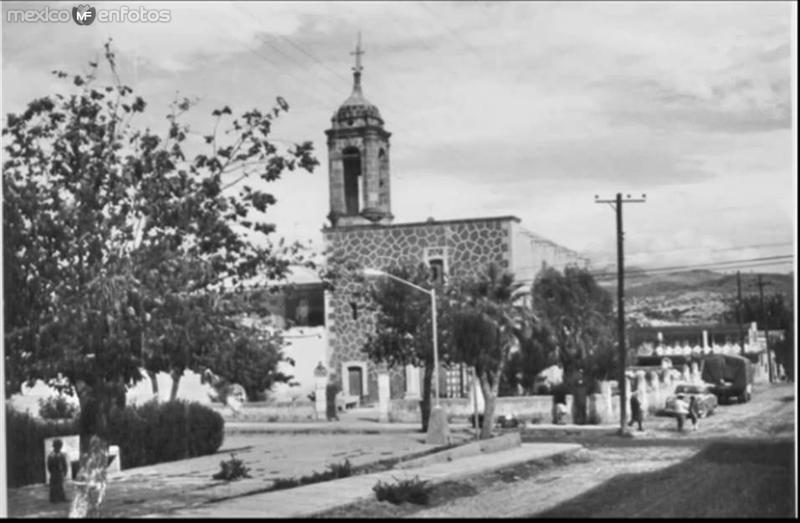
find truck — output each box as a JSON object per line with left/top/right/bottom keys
{"left": 700, "top": 353, "right": 755, "bottom": 403}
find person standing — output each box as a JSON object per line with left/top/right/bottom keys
{"left": 674, "top": 394, "right": 689, "bottom": 432}
{"left": 326, "top": 373, "right": 341, "bottom": 421}
{"left": 628, "top": 391, "right": 644, "bottom": 431}
{"left": 688, "top": 395, "right": 700, "bottom": 431}
{"left": 47, "top": 439, "right": 69, "bottom": 503}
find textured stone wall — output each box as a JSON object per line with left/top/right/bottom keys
{"left": 323, "top": 217, "right": 516, "bottom": 403}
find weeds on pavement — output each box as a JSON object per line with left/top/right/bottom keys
{"left": 373, "top": 476, "right": 432, "bottom": 505}
{"left": 212, "top": 453, "right": 251, "bottom": 481}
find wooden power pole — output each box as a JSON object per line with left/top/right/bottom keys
{"left": 595, "top": 193, "right": 646, "bottom": 435}
{"left": 757, "top": 275, "right": 773, "bottom": 383}
{"left": 737, "top": 271, "right": 745, "bottom": 354}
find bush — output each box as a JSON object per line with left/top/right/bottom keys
{"left": 5, "top": 399, "right": 225, "bottom": 487}
{"left": 5, "top": 405, "right": 79, "bottom": 487}
{"left": 212, "top": 453, "right": 251, "bottom": 481}
{"left": 373, "top": 476, "right": 431, "bottom": 505}
{"left": 106, "top": 400, "right": 225, "bottom": 469}
{"left": 38, "top": 395, "right": 79, "bottom": 420}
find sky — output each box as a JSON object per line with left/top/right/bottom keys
{"left": 1, "top": 1, "right": 796, "bottom": 276}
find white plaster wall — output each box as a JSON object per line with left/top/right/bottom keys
{"left": 270, "top": 326, "right": 328, "bottom": 402}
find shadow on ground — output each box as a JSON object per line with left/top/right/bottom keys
{"left": 535, "top": 439, "right": 796, "bottom": 518}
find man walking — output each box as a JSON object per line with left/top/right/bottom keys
{"left": 628, "top": 390, "right": 644, "bottom": 431}
{"left": 674, "top": 394, "right": 689, "bottom": 432}
{"left": 688, "top": 395, "right": 700, "bottom": 431}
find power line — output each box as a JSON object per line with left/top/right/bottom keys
{"left": 589, "top": 254, "right": 794, "bottom": 279}
{"left": 590, "top": 241, "right": 794, "bottom": 264}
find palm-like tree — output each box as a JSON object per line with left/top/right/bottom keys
{"left": 448, "top": 263, "right": 535, "bottom": 439}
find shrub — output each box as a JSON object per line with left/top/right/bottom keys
{"left": 325, "top": 459, "right": 353, "bottom": 479}
{"left": 107, "top": 400, "right": 225, "bottom": 469}
{"left": 6, "top": 400, "right": 224, "bottom": 487}
{"left": 270, "top": 459, "right": 354, "bottom": 491}
{"left": 212, "top": 453, "right": 251, "bottom": 481}
{"left": 373, "top": 476, "right": 431, "bottom": 505}
{"left": 5, "top": 405, "right": 79, "bottom": 487}
{"left": 38, "top": 395, "right": 79, "bottom": 420}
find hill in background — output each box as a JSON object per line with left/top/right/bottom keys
{"left": 595, "top": 269, "right": 794, "bottom": 326}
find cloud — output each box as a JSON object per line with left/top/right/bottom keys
{"left": 2, "top": 1, "right": 794, "bottom": 273}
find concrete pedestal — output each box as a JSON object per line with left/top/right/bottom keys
{"left": 377, "top": 372, "right": 390, "bottom": 423}
{"left": 425, "top": 406, "right": 450, "bottom": 445}
{"left": 314, "top": 377, "right": 327, "bottom": 420}
{"left": 404, "top": 365, "right": 421, "bottom": 400}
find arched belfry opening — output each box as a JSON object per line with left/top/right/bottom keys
{"left": 342, "top": 147, "right": 362, "bottom": 215}
{"left": 325, "top": 33, "right": 393, "bottom": 227}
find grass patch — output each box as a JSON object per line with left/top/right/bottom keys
{"left": 270, "top": 459, "right": 354, "bottom": 491}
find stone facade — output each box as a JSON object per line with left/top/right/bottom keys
{"left": 323, "top": 216, "right": 587, "bottom": 403}
{"left": 324, "top": 216, "right": 518, "bottom": 402}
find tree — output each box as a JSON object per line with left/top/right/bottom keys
{"left": 362, "top": 263, "right": 443, "bottom": 432}
{"left": 3, "top": 41, "right": 319, "bottom": 447}
{"left": 448, "top": 264, "right": 532, "bottom": 439}
{"left": 530, "top": 265, "right": 617, "bottom": 388}
{"left": 499, "top": 325, "right": 556, "bottom": 396}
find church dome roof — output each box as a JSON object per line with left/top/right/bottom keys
{"left": 332, "top": 35, "right": 383, "bottom": 125}
{"left": 334, "top": 89, "right": 383, "bottom": 123}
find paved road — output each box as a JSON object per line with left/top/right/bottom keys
{"left": 408, "top": 381, "right": 795, "bottom": 518}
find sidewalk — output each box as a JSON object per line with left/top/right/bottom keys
{"left": 147, "top": 443, "right": 583, "bottom": 518}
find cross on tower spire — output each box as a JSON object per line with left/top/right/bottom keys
{"left": 350, "top": 32, "right": 364, "bottom": 94}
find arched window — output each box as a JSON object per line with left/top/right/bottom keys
{"left": 342, "top": 147, "right": 361, "bottom": 215}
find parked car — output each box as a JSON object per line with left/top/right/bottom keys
{"left": 663, "top": 383, "right": 718, "bottom": 418}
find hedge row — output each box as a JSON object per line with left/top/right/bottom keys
{"left": 5, "top": 400, "right": 225, "bottom": 487}
{"left": 5, "top": 406, "right": 80, "bottom": 487}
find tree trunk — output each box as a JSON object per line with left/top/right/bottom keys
{"left": 169, "top": 369, "right": 183, "bottom": 401}
{"left": 478, "top": 372, "right": 498, "bottom": 440}
{"left": 420, "top": 363, "right": 433, "bottom": 433}
{"left": 74, "top": 380, "right": 115, "bottom": 453}
{"left": 147, "top": 370, "right": 159, "bottom": 401}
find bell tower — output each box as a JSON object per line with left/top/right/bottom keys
{"left": 325, "top": 34, "right": 392, "bottom": 227}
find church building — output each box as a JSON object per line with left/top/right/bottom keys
{"left": 322, "top": 38, "right": 588, "bottom": 404}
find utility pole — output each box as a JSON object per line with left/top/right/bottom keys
{"left": 595, "top": 193, "right": 646, "bottom": 435}
{"left": 736, "top": 271, "right": 745, "bottom": 354}
{"left": 756, "top": 275, "right": 773, "bottom": 383}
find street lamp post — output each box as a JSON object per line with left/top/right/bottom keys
{"left": 364, "top": 268, "right": 449, "bottom": 443}
{"left": 363, "top": 267, "right": 440, "bottom": 407}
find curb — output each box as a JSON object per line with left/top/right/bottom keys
{"left": 396, "top": 432, "right": 522, "bottom": 469}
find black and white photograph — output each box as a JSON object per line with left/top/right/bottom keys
{"left": 1, "top": 0, "right": 796, "bottom": 518}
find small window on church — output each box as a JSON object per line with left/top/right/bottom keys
{"left": 429, "top": 259, "right": 445, "bottom": 285}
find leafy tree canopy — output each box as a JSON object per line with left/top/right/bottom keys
{"left": 3, "top": 42, "right": 319, "bottom": 437}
